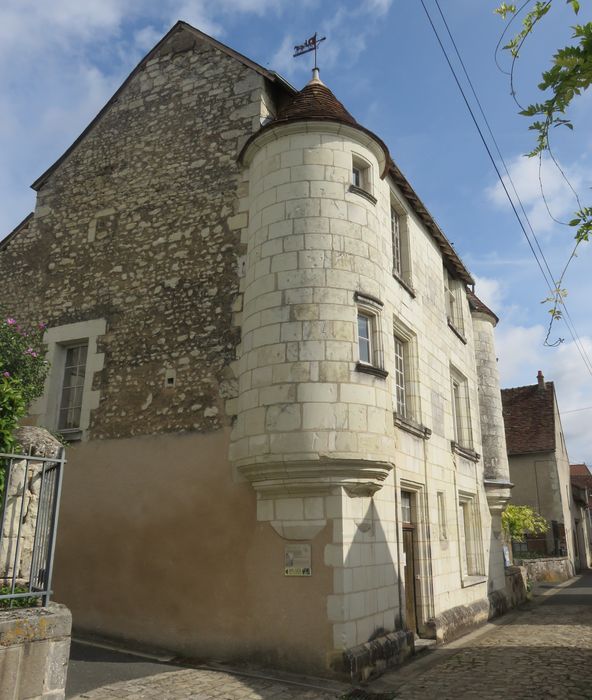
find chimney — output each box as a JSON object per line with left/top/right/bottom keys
{"left": 537, "top": 370, "right": 545, "bottom": 391}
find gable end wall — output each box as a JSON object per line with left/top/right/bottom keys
{"left": 0, "top": 28, "right": 270, "bottom": 440}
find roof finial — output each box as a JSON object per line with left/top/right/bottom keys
{"left": 293, "top": 32, "right": 326, "bottom": 71}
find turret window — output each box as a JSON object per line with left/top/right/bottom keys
{"left": 354, "top": 292, "right": 388, "bottom": 379}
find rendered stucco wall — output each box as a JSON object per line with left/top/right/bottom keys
{"left": 53, "top": 430, "right": 334, "bottom": 674}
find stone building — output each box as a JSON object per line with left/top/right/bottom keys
{"left": 501, "top": 373, "right": 577, "bottom": 567}
{"left": 0, "top": 22, "right": 514, "bottom": 678}
{"left": 570, "top": 463, "right": 592, "bottom": 569}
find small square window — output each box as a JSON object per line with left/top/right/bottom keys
{"left": 351, "top": 155, "right": 371, "bottom": 194}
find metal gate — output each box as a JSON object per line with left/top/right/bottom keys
{"left": 0, "top": 448, "right": 66, "bottom": 608}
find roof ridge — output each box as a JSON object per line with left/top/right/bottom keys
{"left": 31, "top": 21, "right": 294, "bottom": 191}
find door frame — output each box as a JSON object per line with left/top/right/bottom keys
{"left": 398, "top": 481, "right": 435, "bottom": 636}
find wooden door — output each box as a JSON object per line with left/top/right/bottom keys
{"left": 402, "top": 527, "right": 417, "bottom": 633}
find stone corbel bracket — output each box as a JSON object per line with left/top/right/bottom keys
{"left": 484, "top": 479, "right": 514, "bottom": 515}
{"left": 239, "top": 459, "right": 393, "bottom": 498}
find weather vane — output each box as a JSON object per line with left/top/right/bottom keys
{"left": 293, "top": 32, "right": 326, "bottom": 70}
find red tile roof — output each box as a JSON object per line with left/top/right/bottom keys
{"left": 275, "top": 79, "right": 357, "bottom": 125}
{"left": 570, "top": 463, "right": 592, "bottom": 496}
{"left": 241, "top": 73, "right": 475, "bottom": 286}
{"left": 571, "top": 463, "right": 591, "bottom": 477}
{"left": 501, "top": 381, "right": 556, "bottom": 455}
{"left": 467, "top": 289, "right": 499, "bottom": 324}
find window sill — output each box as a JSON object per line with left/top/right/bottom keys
{"left": 58, "top": 428, "right": 82, "bottom": 442}
{"left": 393, "top": 273, "right": 416, "bottom": 299}
{"left": 355, "top": 362, "right": 388, "bottom": 379}
{"left": 451, "top": 441, "right": 480, "bottom": 462}
{"left": 461, "top": 575, "right": 487, "bottom": 588}
{"left": 394, "top": 414, "right": 431, "bottom": 439}
{"left": 447, "top": 319, "right": 467, "bottom": 344}
{"left": 348, "top": 184, "right": 377, "bottom": 205}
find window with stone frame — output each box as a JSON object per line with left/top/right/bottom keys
{"left": 392, "top": 318, "right": 418, "bottom": 424}
{"left": 391, "top": 198, "right": 412, "bottom": 287}
{"left": 444, "top": 267, "right": 464, "bottom": 334}
{"left": 354, "top": 292, "right": 386, "bottom": 377}
{"left": 58, "top": 343, "right": 88, "bottom": 432}
{"left": 458, "top": 494, "right": 484, "bottom": 579}
{"left": 351, "top": 154, "right": 372, "bottom": 194}
{"left": 29, "top": 319, "right": 106, "bottom": 442}
{"left": 450, "top": 367, "right": 473, "bottom": 449}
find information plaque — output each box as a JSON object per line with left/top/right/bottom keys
{"left": 284, "top": 543, "right": 312, "bottom": 576}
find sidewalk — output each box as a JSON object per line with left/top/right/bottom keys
{"left": 67, "top": 570, "right": 592, "bottom": 699}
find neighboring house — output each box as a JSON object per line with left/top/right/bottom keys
{"left": 0, "top": 22, "right": 514, "bottom": 678}
{"left": 501, "top": 372, "right": 577, "bottom": 568}
{"left": 571, "top": 463, "right": 592, "bottom": 569}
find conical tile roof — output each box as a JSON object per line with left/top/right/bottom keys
{"left": 274, "top": 70, "right": 357, "bottom": 126}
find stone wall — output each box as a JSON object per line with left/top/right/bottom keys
{"left": 516, "top": 556, "right": 574, "bottom": 584}
{"left": 0, "top": 26, "right": 282, "bottom": 441}
{"left": 0, "top": 603, "right": 71, "bottom": 700}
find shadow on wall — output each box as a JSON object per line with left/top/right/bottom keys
{"left": 339, "top": 497, "right": 413, "bottom": 682}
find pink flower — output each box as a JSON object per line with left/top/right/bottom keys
{"left": 2, "top": 371, "right": 10, "bottom": 378}
{"left": 6, "top": 318, "right": 16, "bottom": 325}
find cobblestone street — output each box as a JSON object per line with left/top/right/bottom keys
{"left": 69, "top": 571, "right": 592, "bottom": 700}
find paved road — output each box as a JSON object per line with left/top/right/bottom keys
{"left": 68, "top": 570, "right": 592, "bottom": 700}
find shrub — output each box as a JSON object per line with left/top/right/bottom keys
{"left": 502, "top": 505, "right": 549, "bottom": 543}
{"left": 0, "top": 317, "right": 49, "bottom": 493}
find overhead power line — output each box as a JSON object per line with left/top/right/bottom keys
{"left": 419, "top": 0, "right": 592, "bottom": 379}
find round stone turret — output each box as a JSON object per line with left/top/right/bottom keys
{"left": 468, "top": 290, "right": 512, "bottom": 512}
{"left": 232, "top": 73, "right": 396, "bottom": 500}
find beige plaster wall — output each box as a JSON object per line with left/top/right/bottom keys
{"left": 52, "top": 430, "right": 334, "bottom": 673}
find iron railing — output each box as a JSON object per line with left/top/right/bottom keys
{"left": 0, "top": 448, "right": 65, "bottom": 608}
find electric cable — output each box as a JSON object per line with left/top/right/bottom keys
{"left": 419, "top": 0, "right": 592, "bottom": 377}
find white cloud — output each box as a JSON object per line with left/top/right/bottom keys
{"left": 486, "top": 154, "right": 592, "bottom": 235}
{"left": 271, "top": 0, "right": 393, "bottom": 79}
{"left": 0, "top": 0, "right": 296, "bottom": 235}
{"left": 473, "top": 275, "right": 505, "bottom": 315}
{"left": 495, "top": 321, "right": 592, "bottom": 464}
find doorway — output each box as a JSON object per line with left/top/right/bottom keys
{"left": 401, "top": 490, "right": 418, "bottom": 633}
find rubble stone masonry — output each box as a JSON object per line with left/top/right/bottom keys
{"left": 0, "top": 26, "right": 269, "bottom": 440}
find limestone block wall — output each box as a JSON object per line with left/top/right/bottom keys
{"left": 235, "top": 120, "right": 497, "bottom": 650}
{"left": 0, "top": 603, "right": 71, "bottom": 700}
{"left": 233, "top": 126, "right": 396, "bottom": 476}
{"left": 471, "top": 313, "right": 510, "bottom": 482}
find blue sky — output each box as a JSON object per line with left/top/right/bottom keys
{"left": 1, "top": 0, "right": 590, "bottom": 463}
